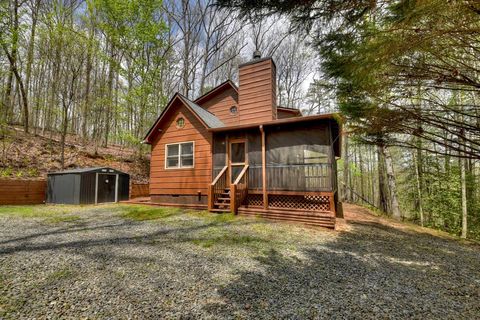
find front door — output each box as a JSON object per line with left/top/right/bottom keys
{"left": 229, "top": 139, "right": 247, "bottom": 183}
{"left": 97, "top": 174, "right": 117, "bottom": 203}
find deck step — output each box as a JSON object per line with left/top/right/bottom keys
{"left": 217, "top": 197, "right": 230, "bottom": 201}
{"left": 214, "top": 202, "right": 230, "bottom": 206}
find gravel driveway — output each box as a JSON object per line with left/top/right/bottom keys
{"left": 0, "top": 204, "right": 479, "bottom": 319}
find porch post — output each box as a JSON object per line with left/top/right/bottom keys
{"left": 230, "top": 183, "right": 236, "bottom": 214}
{"left": 207, "top": 184, "right": 214, "bottom": 211}
{"left": 260, "top": 125, "right": 268, "bottom": 209}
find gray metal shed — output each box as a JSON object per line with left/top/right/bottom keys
{"left": 47, "top": 167, "right": 129, "bottom": 204}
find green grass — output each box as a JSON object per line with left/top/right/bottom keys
{"left": 120, "top": 205, "right": 183, "bottom": 221}
{"left": 0, "top": 205, "right": 70, "bottom": 217}
{"left": 190, "top": 211, "right": 237, "bottom": 223}
{"left": 0, "top": 205, "right": 83, "bottom": 224}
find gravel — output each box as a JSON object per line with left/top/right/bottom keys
{"left": 0, "top": 204, "right": 479, "bottom": 319}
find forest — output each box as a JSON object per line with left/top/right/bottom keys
{"left": 0, "top": 0, "right": 479, "bottom": 239}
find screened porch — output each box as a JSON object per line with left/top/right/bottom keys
{"left": 208, "top": 119, "right": 340, "bottom": 216}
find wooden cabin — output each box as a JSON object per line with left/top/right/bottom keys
{"left": 143, "top": 54, "right": 341, "bottom": 228}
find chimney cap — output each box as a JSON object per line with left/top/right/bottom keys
{"left": 253, "top": 50, "right": 261, "bottom": 59}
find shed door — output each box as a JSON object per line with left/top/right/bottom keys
{"left": 97, "top": 174, "right": 116, "bottom": 203}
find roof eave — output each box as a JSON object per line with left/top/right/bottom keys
{"left": 208, "top": 113, "right": 342, "bottom": 132}
{"left": 143, "top": 93, "right": 223, "bottom": 144}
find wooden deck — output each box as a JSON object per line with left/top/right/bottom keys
{"left": 238, "top": 207, "right": 335, "bottom": 229}
{"left": 124, "top": 196, "right": 336, "bottom": 229}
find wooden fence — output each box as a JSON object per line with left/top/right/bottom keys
{"left": 0, "top": 179, "right": 47, "bottom": 205}
{"left": 130, "top": 183, "right": 149, "bottom": 198}
{"left": 0, "top": 179, "right": 149, "bottom": 205}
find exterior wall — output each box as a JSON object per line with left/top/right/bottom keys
{"left": 197, "top": 87, "right": 239, "bottom": 126}
{"left": 47, "top": 174, "right": 81, "bottom": 204}
{"left": 151, "top": 195, "right": 207, "bottom": 206}
{"left": 238, "top": 58, "right": 277, "bottom": 124}
{"left": 149, "top": 100, "right": 212, "bottom": 200}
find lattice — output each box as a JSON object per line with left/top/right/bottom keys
{"left": 268, "top": 194, "right": 331, "bottom": 212}
{"left": 244, "top": 194, "right": 263, "bottom": 207}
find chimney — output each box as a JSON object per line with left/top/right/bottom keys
{"left": 238, "top": 52, "right": 277, "bottom": 124}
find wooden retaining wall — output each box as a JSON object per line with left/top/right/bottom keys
{"left": 130, "top": 183, "right": 149, "bottom": 199}
{"left": 0, "top": 179, "right": 47, "bottom": 205}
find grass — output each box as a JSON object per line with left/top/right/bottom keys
{"left": 191, "top": 233, "right": 264, "bottom": 248}
{"left": 0, "top": 205, "right": 83, "bottom": 224}
{"left": 120, "top": 205, "right": 183, "bottom": 221}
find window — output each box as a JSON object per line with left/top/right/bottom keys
{"left": 230, "top": 106, "right": 237, "bottom": 115}
{"left": 166, "top": 142, "right": 194, "bottom": 168}
{"left": 176, "top": 117, "right": 185, "bottom": 128}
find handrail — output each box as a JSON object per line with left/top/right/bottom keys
{"left": 230, "top": 164, "right": 249, "bottom": 214}
{"left": 233, "top": 164, "right": 249, "bottom": 185}
{"left": 211, "top": 166, "right": 228, "bottom": 185}
{"left": 208, "top": 166, "right": 228, "bottom": 211}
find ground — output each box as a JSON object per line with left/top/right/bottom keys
{"left": 0, "top": 126, "right": 149, "bottom": 182}
{"left": 0, "top": 204, "right": 479, "bottom": 319}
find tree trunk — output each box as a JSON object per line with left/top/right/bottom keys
{"left": 377, "top": 145, "right": 389, "bottom": 213}
{"left": 414, "top": 148, "right": 424, "bottom": 226}
{"left": 104, "top": 42, "right": 115, "bottom": 147}
{"left": 342, "top": 131, "right": 351, "bottom": 202}
{"left": 460, "top": 129, "right": 468, "bottom": 239}
{"left": 382, "top": 146, "right": 401, "bottom": 219}
{"left": 60, "top": 102, "right": 68, "bottom": 169}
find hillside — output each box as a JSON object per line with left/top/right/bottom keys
{"left": 0, "top": 126, "right": 149, "bottom": 182}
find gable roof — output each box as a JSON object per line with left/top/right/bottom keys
{"left": 179, "top": 94, "right": 225, "bottom": 128}
{"left": 194, "top": 80, "right": 238, "bottom": 105}
{"left": 143, "top": 93, "right": 224, "bottom": 144}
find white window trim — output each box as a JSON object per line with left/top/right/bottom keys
{"left": 165, "top": 141, "right": 195, "bottom": 169}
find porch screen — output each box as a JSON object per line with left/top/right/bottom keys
{"left": 247, "top": 131, "right": 262, "bottom": 189}
{"left": 213, "top": 134, "right": 226, "bottom": 178}
{"left": 266, "top": 124, "right": 333, "bottom": 191}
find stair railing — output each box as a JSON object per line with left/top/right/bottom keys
{"left": 208, "top": 166, "right": 228, "bottom": 211}
{"left": 230, "top": 165, "right": 249, "bottom": 214}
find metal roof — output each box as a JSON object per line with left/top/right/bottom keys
{"left": 48, "top": 167, "right": 126, "bottom": 175}
{"left": 178, "top": 94, "right": 225, "bottom": 128}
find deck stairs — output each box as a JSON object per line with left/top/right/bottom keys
{"left": 210, "top": 187, "right": 231, "bottom": 213}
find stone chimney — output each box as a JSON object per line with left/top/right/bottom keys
{"left": 238, "top": 52, "right": 277, "bottom": 124}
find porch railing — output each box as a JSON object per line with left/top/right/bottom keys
{"left": 208, "top": 166, "right": 228, "bottom": 211}
{"left": 248, "top": 163, "right": 333, "bottom": 192}
{"left": 231, "top": 165, "right": 249, "bottom": 214}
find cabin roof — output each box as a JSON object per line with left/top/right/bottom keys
{"left": 179, "top": 94, "right": 225, "bottom": 128}
{"left": 277, "top": 106, "right": 302, "bottom": 116}
{"left": 208, "top": 113, "right": 341, "bottom": 132}
{"left": 194, "top": 80, "right": 238, "bottom": 105}
{"left": 143, "top": 93, "right": 224, "bottom": 144}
